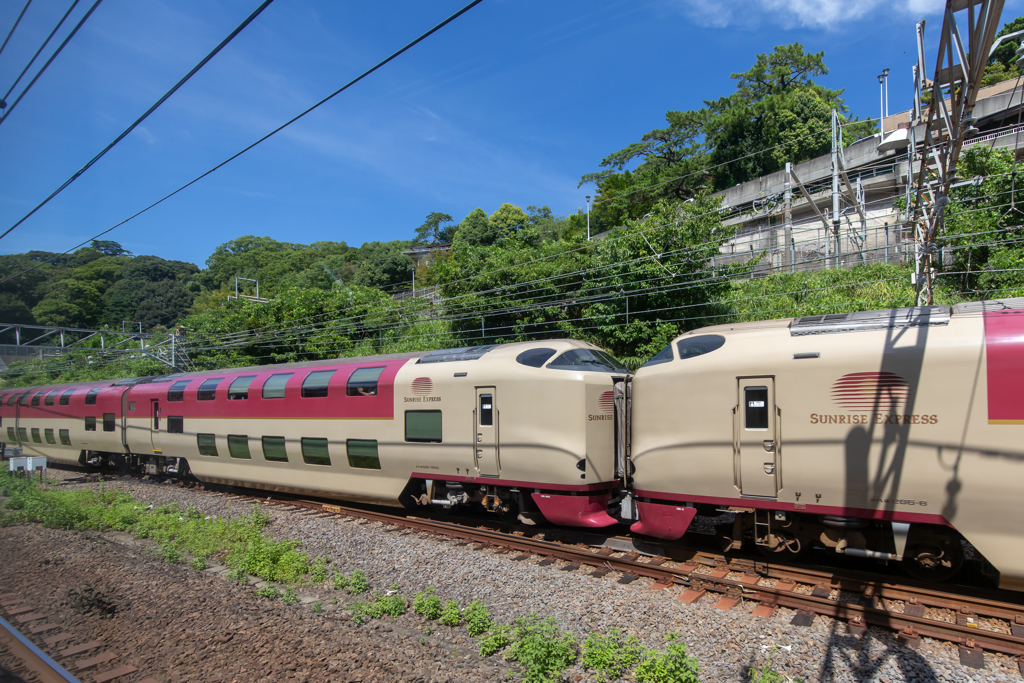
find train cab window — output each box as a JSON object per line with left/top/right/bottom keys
{"left": 11, "top": 393, "right": 22, "bottom": 406}
{"left": 516, "top": 348, "right": 557, "bottom": 368}
{"left": 84, "top": 418, "right": 96, "bottom": 432}
{"left": 479, "top": 394, "right": 493, "bottom": 426}
{"left": 300, "top": 437, "right": 331, "bottom": 466}
{"left": 103, "top": 413, "right": 116, "bottom": 432}
{"left": 641, "top": 344, "right": 675, "bottom": 368}
{"left": 45, "top": 390, "right": 59, "bottom": 406}
{"left": 85, "top": 388, "right": 101, "bottom": 405}
{"left": 547, "top": 349, "right": 629, "bottom": 374}
{"left": 197, "top": 379, "right": 222, "bottom": 401}
{"left": 227, "top": 376, "right": 256, "bottom": 400}
{"left": 18, "top": 393, "right": 29, "bottom": 406}
{"left": 677, "top": 335, "right": 726, "bottom": 359}
{"left": 7, "top": 427, "right": 15, "bottom": 442}
{"left": 31, "top": 428, "right": 41, "bottom": 443}
{"left": 346, "top": 439, "right": 381, "bottom": 470}
{"left": 346, "top": 367, "right": 385, "bottom": 396}
{"left": 301, "top": 371, "right": 335, "bottom": 398}
{"left": 405, "top": 410, "right": 442, "bottom": 443}
{"left": 227, "top": 435, "right": 252, "bottom": 459}
{"left": 59, "top": 429, "right": 71, "bottom": 446}
{"left": 197, "top": 434, "right": 219, "bottom": 457}
{"left": 59, "top": 389, "right": 74, "bottom": 406}
{"left": 31, "top": 392, "right": 43, "bottom": 407}
{"left": 262, "top": 373, "right": 293, "bottom": 399}
{"left": 744, "top": 387, "right": 769, "bottom": 430}
{"left": 262, "top": 436, "right": 289, "bottom": 462}
{"left": 17, "top": 427, "right": 28, "bottom": 441}
{"left": 44, "top": 429, "right": 56, "bottom": 445}
{"left": 167, "top": 416, "right": 184, "bottom": 434}
{"left": 167, "top": 380, "right": 190, "bottom": 402}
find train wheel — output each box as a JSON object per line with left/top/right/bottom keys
{"left": 900, "top": 528, "right": 964, "bottom": 583}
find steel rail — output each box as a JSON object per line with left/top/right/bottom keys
{"left": 0, "top": 615, "right": 80, "bottom": 683}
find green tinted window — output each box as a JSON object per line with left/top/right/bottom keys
{"left": 167, "top": 416, "right": 184, "bottom": 434}
{"left": 228, "top": 376, "right": 256, "bottom": 400}
{"left": 262, "top": 373, "right": 293, "bottom": 399}
{"left": 300, "top": 437, "right": 331, "bottom": 466}
{"left": 31, "top": 428, "right": 41, "bottom": 443}
{"left": 228, "top": 434, "right": 251, "bottom": 459}
{"left": 59, "top": 429, "right": 71, "bottom": 446}
{"left": 346, "top": 439, "right": 381, "bottom": 470}
{"left": 17, "top": 427, "right": 28, "bottom": 441}
{"left": 261, "top": 436, "right": 288, "bottom": 462}
{"left": 405, "top": 411, "right": 442, "bottom": 443}
{"left": 197, "top": 433, "right": 218, "bottom": 457}
{"left": 84, "top": 417, "right": 96, "bottom": 432}
{"left": 301, "top": 371, "right": 335, "bottom": 398}
{"left": 44, "top": 428, "right": 56, "bottom": 444}
{"left": 103, "top": 413, "right": 116, "bottom": 432}
{"left": 7, "top": 427, "right": 16, "bottom": 442}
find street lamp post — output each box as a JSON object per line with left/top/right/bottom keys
{"left": 585, "top": 195, "right": 591, "bottom": 241}
{"left": 877, "top": 68, "right": 890, "bottom": 138}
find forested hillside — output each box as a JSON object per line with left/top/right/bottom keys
{"left": 3, "top": 41, "right": 1024, "bottom": 387}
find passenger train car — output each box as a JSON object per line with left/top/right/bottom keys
{"left": 628, "top": 297, "right": 1024, "bottom": 589}
{"left": 0, "top": 340, "right": 629, "bottom": 529}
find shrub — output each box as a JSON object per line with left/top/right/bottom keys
{"left": 463, "top": 599, "right": 493, "bottom": 636}
{"left": 413, "top": 586, "right": 442, "bottom": 620}
{"left": 309, "top": 556, "right": 329, "bottom": 584}
{"left": 350, "top": 588, "right": 406, "bottom": 624}
{"left": 281, "top": 587, "right": 298, "bottom": 605}
{"left": 332, "top": 572, "right": 350, "bottom": 591}
{"left": 582, "top": 628, "right": 645, "bottom": 682}
{"left": 439, "top": 599, "right": 462, "bottom": 627}
{"left": 256, "top": 585, "right": 280, "bottom": 600}
{"left": 634, "top": 633, "right": 700, "bottom": 683}
{"left": 479, "top": 624, "right": 513, "bottom": 657}
{"left": 505, "top": 615, "right": 578, "bottom": 683}
{"left": 349, "top": 570, "right": 371, "bottom": 595}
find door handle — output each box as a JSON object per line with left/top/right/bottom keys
{"left": 476, "top": 449, "right": 482, "bottom": 456}
{"left": 763, "top": 440, "right": 775, "bottom": 452}
{"left": 764, "top": 462, "right": 775, "bottom": 475}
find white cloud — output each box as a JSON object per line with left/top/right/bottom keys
{"left": 673, "top": 0, "right": 944, "bottom": 30}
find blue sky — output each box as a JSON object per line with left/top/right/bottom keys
{"left": 1, "top": 0, "right": 1021, "bottom": 268}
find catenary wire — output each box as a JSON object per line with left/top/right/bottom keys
{"left": 0, "top": 0, "right": 32, "bottom": 62}
{"left": 1, "top": 0, "right": 79, "bottom": 105}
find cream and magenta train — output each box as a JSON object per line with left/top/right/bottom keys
{"left": 0, "top": 340, "right": 628, "bottom": 528}
{"left": 628, "top": 297, "right": 1024, "bottom": 589}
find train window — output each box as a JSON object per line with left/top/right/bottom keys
{"left": 227, "top": 376, "right": 256, "bottom": 400}
{"left": 128, "top": 402, "right": 136, "bottom": 411}
{"left": 300, "top": 437, "right": 331, "bottom": 466}
{"left": 228, "top": 435, "right": 252, "bottom": 459}
{"left": 346, "top": 367, "right": 385, "bottom": 396}
{"left": 744, "top": 387, "right": 769, "bottom": 430}
{"left": 262, "top": 373, "right": 293, "bottom": 399}
{"left": 84, "top": 418, "right": 95, "bottom": 432}
{"left": 45, "top": 391, "right": 59, "bottom": 406}
{"left": 31, "top": 428, "right": 41, "bottom": 443}
{"left": 18, "top": 393, "right": 29, "bottom": 406}
{"left": 197, "top": 379, "right": 223, "bottom": 401}
{"left": 346, "top": 439, "right": 381, "bottom": 469}
{"left": 59, "top": 429, "right": 71, "bottom": 446}
{"left": 85, "top": 388, "right": 101, "bottom": 405}
{"left": 262, "top": 436, "right": 288, "bottom": 462}
{"left": 167, "top": 416, "right": 184, "bottom": 434}
{"left": 7, "top": 427, "right": 15, "bottom": 442}
{"left": 7, "top": 393, "right": 18, "bottom": 406}
{"left": 60, "top": 389, "right": 74, "bottom": 406}
{"left": 677, "top": 335, "right": 726, "bottom": 360}
{"left": 301, "top": 371, "right": 335, "bottom": 398}
{"left": 405, "top": 410, "right": 442, "bottom": 443}
{"left": 44, "top": 429, "right": 56, "bottom": 445}
{"left": 17, "top": 427, "right": 28, "bottom": 441}
{"left": 31, "top": 393, "right": 42, "bottom": 407}
{"left": 641, "top": 344, "right": 674, "bottom": 367}
{"left": 167, "top": 380, "right": 190, "bottom": 402}
{"left": 479, "top": 394, "right": 493, "bottom": 426}
{"left": 103, "top": 413, "right": 116, "bottom": 432}
{"left": 516, "top": 348, "right": 557, "bottom": 368}
{"left": 547, "top": 349, "right": 630, "bottom": 374}
{"left": 197, "top": 434, "right": 219, "bottom": 457}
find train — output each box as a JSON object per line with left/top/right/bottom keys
{"left": 2, "top": 297, "right": 1024, "bottom": 590}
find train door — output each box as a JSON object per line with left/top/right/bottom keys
{"left": 737, "top": 378, "right": 778, "bottom": 498}
{"left": 121, "top": 391, "right": 130, "bottom": 452}
{"left": 150, "top": 399, "right": 161, "bottom": 453}
{"left": 474, "top": 387, "right": 499, "bottom": 477}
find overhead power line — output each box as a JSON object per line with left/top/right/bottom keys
{"left": 0, "top": 0, "right": 102, "bottom": 125}
{"left": 0, "top": 0, "right": 278, "bottom": 242}
{"left": 0, "top": 0, "right": 485, "bottom": 272}
{"left": 2, "top": 0, "right": 80, "bottom": 107}
{"left": 0, "top": 0, "right": 32, "bottom": 63}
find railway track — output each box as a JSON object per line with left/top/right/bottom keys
{"left": 0, "top": 614, "right": 79, "bottom": 683}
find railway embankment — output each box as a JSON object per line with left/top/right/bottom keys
{"left": 2, "top": 468, "right": 1021, "bottom": 682}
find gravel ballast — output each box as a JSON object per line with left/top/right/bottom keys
{"left": 2, "top": 470, "right": 1020, "bottom": 682}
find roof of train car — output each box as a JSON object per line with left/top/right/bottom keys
{"left": 0, "top": 338, "right": 603, "bottom": 393}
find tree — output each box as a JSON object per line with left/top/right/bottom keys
{"left": 31, "top": 279, "right": 103, "bottom": 327}
{"left": 91, "top": 240, "right": 133, "bottom": 257}
{"left": 352, "top": 242, "right": 414, "bottom": 290}
{"left": 414, "top": 212, "right": 455, "bottom": 244}
{"left": 488, "top": 204, "right": 529, "bottom": 239}
{"left": 453, "top": 208, "right": 492, "bottom": 246}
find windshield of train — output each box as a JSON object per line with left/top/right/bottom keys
{"left": 546, "top": 348, "right": 629, "bottom": 374}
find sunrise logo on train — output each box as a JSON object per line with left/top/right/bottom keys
{"left": 598, "top": 391, "right": 614, "bottom": 413}
{"left": 411, "top": 377, "right": 433, "bottom": 396}
{"left": 830, "top": 372, "right": 909, "bottom": 411}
